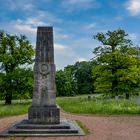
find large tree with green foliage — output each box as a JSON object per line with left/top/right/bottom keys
{"left": 92, "top": 28, "right": 140, "bottom": 97}
{"left": 0, "top": 30, "right": 34, "bottom": 104}
{"left": 72, "top": 61, "right": 94, "bottom": 95}
{"left": 56, "top": 61, "right": 94, "bottom": 96}
{"left": 56, "top": 65, "right": 76, "bottom": 96}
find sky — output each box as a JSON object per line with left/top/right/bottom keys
{"left": 0, "top": 0, "right": 140, "bottom": 69}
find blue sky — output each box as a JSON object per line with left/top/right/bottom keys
{"left": 0, "top": 0, "right": 140, "bottom": 69}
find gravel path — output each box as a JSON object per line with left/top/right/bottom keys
{"left": 0, "top": 112, "right": 140, "bottom": 140}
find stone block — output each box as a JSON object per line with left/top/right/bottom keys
{"left": 28, "top": 106, "right": 60, "bottom": 124}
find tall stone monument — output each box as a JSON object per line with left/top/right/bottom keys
{"left": 0, "top": 26, "right": 84, "bottom": 137}
{"left": 28, "top": 27, "right": 60, "bottom": 124}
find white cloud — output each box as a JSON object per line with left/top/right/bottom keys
{"left": 114, "top": 16, "right": 124, "bottom": 21}
{"left": 2, "top": 0, "right": 35, "bottom": 11}
{"left": 83, "top": 23, "right": 96, "bottom": 30}
{"left": 54, "top": 32, "right": 71, "bottom": 40}
{"left": 14, "top": 12, "right": 62, "bottom": 34}
{"left": 54, "top": 30, "right": 73, "bottom": 41}
{"left": 5, "top": 16, "right": 47, "bottom": 44}
{"left": 126, "top": 0, "right": 140, "bottom": 16}
{"left": 16, "top": 17, "right": 46, "bottom": 28}
{"left": 16, "top": 10, "right": 62, "bottom": 28}
{"left": 2, "top": 0, "right": 62, "bottom": 24}
{"left": 129, "top": 33, "right": 138, "bottom": 41}
{"left": 0, "top": 20, "right": 37, "bottom": 47}
{"left": 72, "top": 38, "right": 94, "bottom": 49}
{"left": 61, "top": 0, "right": 99, "bottom": 12}
{"left": 56, "top": 34, "right": 71, "bottom": 39}
{"left": 76, "top": 57, "right": 87, "bottom": 62}
{"left": 24, "top": 18, "right": 46, "bottom": 26}
{"left": 14, "top": 24, "right": 36, "bottom": 33}
{"left": 54, "top": 44, "right": 67, "bottom": 50}
{"left": 65, "top": 0, "right": 92, "bottom": 5}
{"left": 23, "top": 3, "right": 35, "bottom": 11}
{"left": 54, "top": 44, "right": 78, "bottom": 70}
{"left": 35, "top": 11, "right": 63, "bottom": 23}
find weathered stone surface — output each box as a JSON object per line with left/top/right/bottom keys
{"left": 28, "top": 26, "right": 60, "bottom": 124}
{"left": 28, "top": 106, "right": 60, "bottom": 124}
{"left": 0, "top": 119, "right": 84, "bottom": 136}
{"left": 32, "top": 27, "right": 56, "bottom": 106}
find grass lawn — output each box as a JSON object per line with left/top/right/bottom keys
{"left": 0, "top": 100, "right": 31, "bottom": 118}
{"left": 0, "top": 96, "right": 140, "bottom": 118}
{"left": 75, "top": 120, "right": 90, "bottom": 134}
{"left": 57, "top": 96, "right": 140, "bottom": 115}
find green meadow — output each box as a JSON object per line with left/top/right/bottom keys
{"left": 0, "top": 95, "right": 140, "bottom": 118}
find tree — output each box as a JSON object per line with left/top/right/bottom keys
{"left": 0, "top": 68, "right": 33, "bottom": 100}
{"left": 92, "top": 28, "right": 140, "bottom": 97}
{"left": 0, "top": 30, "right": 34, "bottom": 104}
{"left": 72, "top": 61, "right": 94, "bottom": 95}
{"left": 55, "top": 61, "right": 94, "bottom": 96}
{"left": 56, "top": 65, "right": 76, "bottom": 96}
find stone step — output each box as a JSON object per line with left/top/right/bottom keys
{"left": 8, "top": 129, "right": 78, "bottom": 134}
{"left": 16, "top": 124, "right": 70, "bottom": 129}
{"left": 0, "top": 119, "right": 85, "bottom": 137}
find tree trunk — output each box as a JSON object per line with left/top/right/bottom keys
{"left": 5, "top": 93, "right": 12, "bottom": 105}
{"left": 125, "top": 93, "right": 129, "bottom": 100}
{"left": 111, "top": 63, "right": 118, "bottom": 97}
{"left": 112, "top": 80, "right": 118, "bottom": 96}
{"left": 111, "top": 47, "right": 118, "bottom": 97}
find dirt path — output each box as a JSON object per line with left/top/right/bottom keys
{"left": 0, "top": 112, "right": 140, "bottom": 140}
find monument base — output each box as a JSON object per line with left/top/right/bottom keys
{"left": 0, "top": 119, "right": 85, "bottom": 137}
{"left": 28, "top": 105, "right": 60, "bottom": 124}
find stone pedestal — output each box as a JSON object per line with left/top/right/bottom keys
{"left": 0, "top": 119, "right": 84, "bottom": 136}
{"left": 28, "top": 106, "right": 60, "bottom": 124}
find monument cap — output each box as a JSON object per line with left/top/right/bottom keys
{"left": 38, "top": 26, "right": 53, "bottom": 31}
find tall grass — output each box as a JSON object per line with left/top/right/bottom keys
{"left": 57, "top": 97, "right": 140, "bottom": 115}
{"left": 0, "top": 96, "right": 140, "bottom": 118}
{"left": 0, "top": 101, "right": 31, "bottom": 118}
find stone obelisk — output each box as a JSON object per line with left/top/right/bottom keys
{"left": 0, "top": 26, "right": 84, "bottom": 137}
{"left": 28, "top": 27, "right": 60, "bottom": 124}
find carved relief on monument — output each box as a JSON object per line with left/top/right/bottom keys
{"left": 41, "top": 86, "right": 48, "bottom": 105}
{"left": 39, "top": 63, "right": 50, "bottom": 75}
